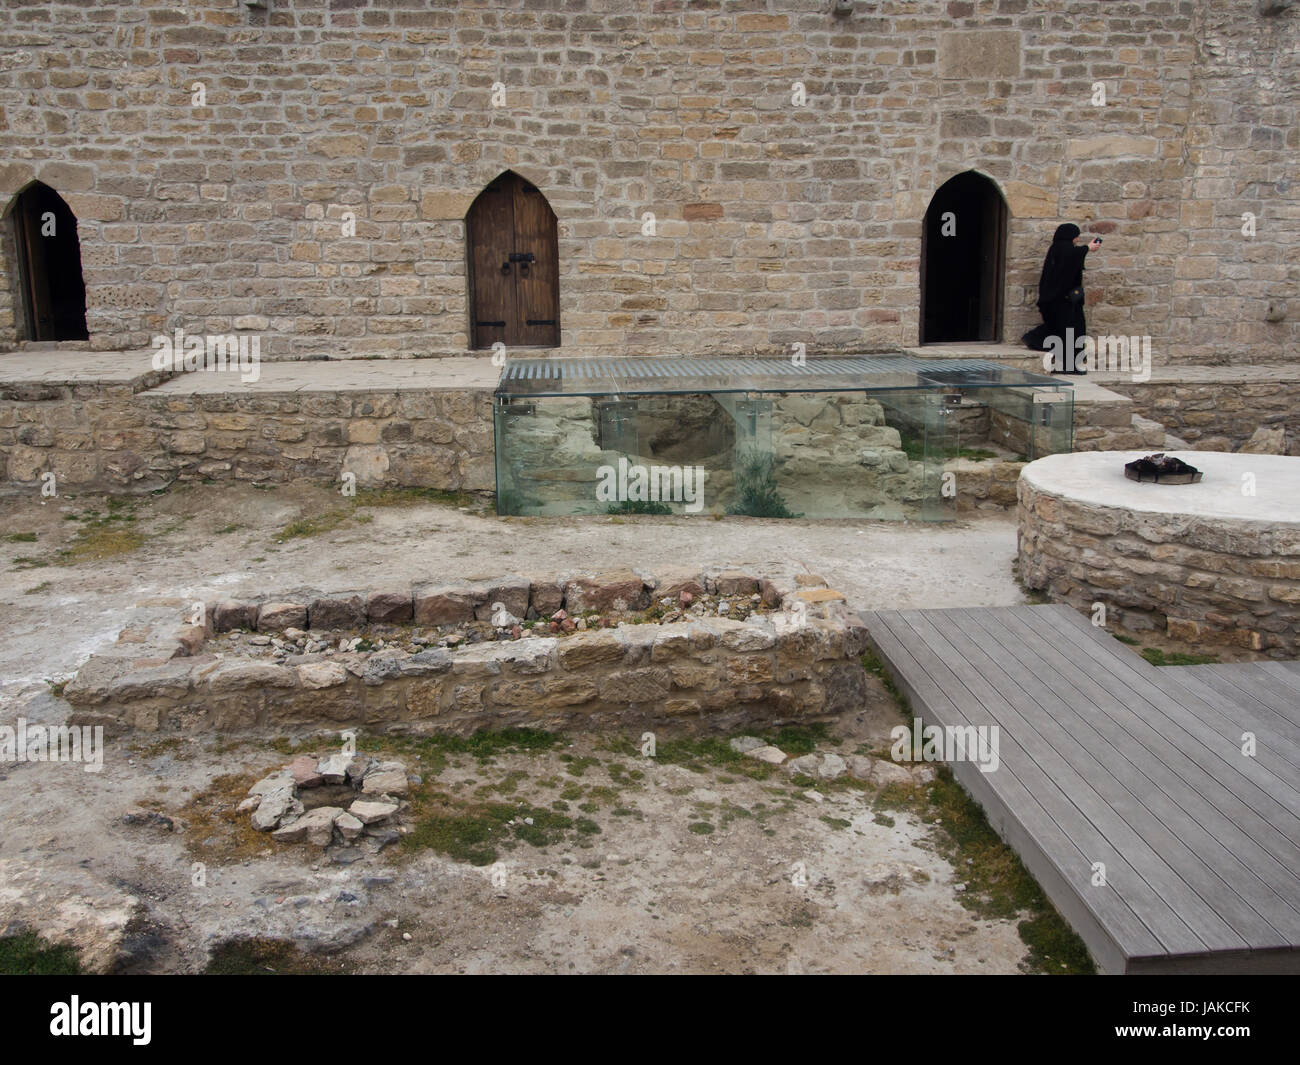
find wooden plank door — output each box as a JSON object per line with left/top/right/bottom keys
{"left": 467, "top": 175, "right": 515, "bottom": 350}
{"left": 15, "top": 195, "right": 54, "bottom": 341}
{"left": 977, "top": 191, "right": 1007, "bottom": 341}
{"left": 510, "top": 178, "right": 559, "bottom": 348}
{"left": 467, "top": 172, "right": 559, "bottom": 349}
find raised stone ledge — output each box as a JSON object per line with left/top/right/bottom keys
{"left": 199, "top": 569, "right": 768, "bottom": 636}
{"left": 64, "top": 570, "right": 873, "bottom": 735}
{"left": 1017, "top": 451, "right": 1300, "bottom": 655}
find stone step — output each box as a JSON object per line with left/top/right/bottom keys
{"left": 1066, "top": 379, "right": 1135, "bottom": 428}
{"left": 1131, "top": 414, "right": 1171, "bottom": 448}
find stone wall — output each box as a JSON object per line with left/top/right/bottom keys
{"left": 1, "top": 1, "right": 1295, "bottom": 360}
{"left": 2, "top": 376, "right": 1040, "bottom": 513}
{"left": 63, "top": 570, "right": 874, "bottom": 736}
{"left": 1106, "top": 376, "right": 1300, "bottom": 455}
{"left": 0, "top": 379, "right": 161, "bottom": 489}
{"left": 0, "top": 381, "right": 495, "bottom": 493}
{"left": 1018, "top": 463, "right": 1300, "bottom": 656}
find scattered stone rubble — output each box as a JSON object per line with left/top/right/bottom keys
{"left": 209, "top": 578, "right": 773, "bottom": 664}
{"left": 727, "top": 736, "right": 935, "bottom": 787}
{"left": 238, "top": 754, "right": 411, "bottom": 854}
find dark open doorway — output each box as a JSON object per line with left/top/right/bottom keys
{"left": 9, "top": 182, "right": 89, "bottom": 342}
{"left": 466, "top": 171, "right": 560, "bottom": 350}
{"left": 920, "top": 171, "right": 1007, "bottom": 344}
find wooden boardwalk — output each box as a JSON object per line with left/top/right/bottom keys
{"left": 861, "top": 604, "right": 1300, "bottom": 974}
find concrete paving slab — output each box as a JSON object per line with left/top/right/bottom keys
{"left": 144, "top": 356, "right": 499, "bottom": 395}
{"left": 0, "top": 347, "right": 161, "bottom": 386}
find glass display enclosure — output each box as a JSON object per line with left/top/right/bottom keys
{"left": 493, "top": 355, "right": 1073, "bottom": 520}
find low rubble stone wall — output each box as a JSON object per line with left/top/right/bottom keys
{"left": 64, "top": 570, "right": 874, "bottom": 736}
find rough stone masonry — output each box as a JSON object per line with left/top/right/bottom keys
{"left": 0, "top": 0, "right": 1296, "bottom": 362}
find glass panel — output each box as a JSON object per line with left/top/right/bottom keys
{"left": 754, "top": 389, "right": 934, "bottom": 520}
{"left": 493, "top": 369, "right": 1072, "bottom": 520}
{"left": 965, "top": 386, "right": 1074, "bottom": 461}
{"left": 495, "top": 395, "right": 612, "bottom": 516}
{"left": 722, "top": 395, "right": 782, "bottom": 517}
{"left": 1034, "top": 389, "right": 1074, "bottom": 457}
{"left": 925, "top": 391, "right": 956, "bottom": 522}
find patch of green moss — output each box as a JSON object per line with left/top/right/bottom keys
{"left": 861, "top": 649, "right": 910, "bottom": 712}
{"left": 204, "top": 937, "right": 350, "bottom": 975}
{"left": 276, "top": 509, "right": 353, "bottom": 541}
{"left": 925, "top": 770, "right": 1094, "bottom": 974}
{"left": 606, "top": 499, "right": 673, "bottom": 515}
{"left": 403, "top": 795, "right": 591, "bottom": 866}
{"left": 1141, "top": 647, "right": 1219, "bottom": 667}
{"left": 357, "top": 727, "right": 562, "bottom": 775}
{"left": 0, "top": 932, "right": 81, "bottom": 975}
{"left": 762, "top": 723, "right": 830, "bottom": 756}
{"left": 563, "top": 755, "right": 600, "bottom": 777}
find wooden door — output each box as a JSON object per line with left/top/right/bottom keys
{"left": 15, "top": 195, "right": 54, "bottom": 340}
{"left": 977, "top": 191, "right": 1007, "bottom": 341}
{"left": 11, "top": 182, "right": 89, "bottom": 342}
{"left": 467, "top": 173, "right": 559, "bottom": 349}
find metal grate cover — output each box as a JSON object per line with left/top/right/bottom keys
{"left": 496, "top": 354, "right": 1066, "bottom": 397}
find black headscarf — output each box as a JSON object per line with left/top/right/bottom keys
{"left": 1037, "top": 223, "right": 1086, "bottom": 309}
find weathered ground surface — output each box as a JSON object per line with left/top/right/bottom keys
{"left": 0, "top": 483, "right": 1045, "bottom": 973}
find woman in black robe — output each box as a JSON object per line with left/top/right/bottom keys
{"left": 1021, "top": 223, "right": 1101, "bottom": 374}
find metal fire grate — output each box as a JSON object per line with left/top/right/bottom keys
{"left": 496, "top": 354, "right": 1067, "bottom": 397}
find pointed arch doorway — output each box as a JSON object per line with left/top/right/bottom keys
{"left": 8, "top": 181, "right": 89, "bottom": 342}
{"left": 919, "top": 171, "right": 1007, "bottom": 344}
{"left": 466, "top": 171, "right": 560, "bottom": 349}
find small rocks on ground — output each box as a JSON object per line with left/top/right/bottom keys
{"left": 746, "top": 745, "right": 788, "bottom": 765}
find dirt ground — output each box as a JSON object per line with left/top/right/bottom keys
{"left": 0, "top": 483, "right": 1047, "bottom": 973}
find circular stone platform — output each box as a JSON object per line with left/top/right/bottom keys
{"left": 1017, "top": 451, "right": 1300, "bottom": 654}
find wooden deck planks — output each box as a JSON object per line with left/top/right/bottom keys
{"left": 864, "top": 609, "right": 1161, "bottom": 972}
{"left": 973, "top": 608, "right": 1300, "bottom": 944}
{"left": 946, "top": 608, "right": 1299, "bottom": 949}
{"left": 994, "top": 609, "right": 1300, "bottom": 896}
{"left": 891, "top": 609, "right": 1229, "bottom": 955}
{"left": 1030, "top": 608, "right": 1300, "bottom": 826}
{"left": 1169, "top": 667, "right": 1300, "bottom": 770}
{"left": 861, "top": 603, "right": 1300, "bottom": 975}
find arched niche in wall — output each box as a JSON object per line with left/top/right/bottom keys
{"left": 919, "top": 171, "right": 1008, "bottom": 344}
{"left": 5, "top": 181, "right": 89, "bottom": 342}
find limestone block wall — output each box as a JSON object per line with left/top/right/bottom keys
{"left": 0, "top": 1, "right": 1295, "bottom": 360}
{"left": 1106, "top": 377, "right": 1300, "bottom": 455}
{"left": 0, "top": 383, "right": 496, "bottom": 494}
{"left": 0, "top": 379, "right": 167, "bottom": 489}
{"left": 136, "top": 387, "right": 496, "bottom": 491}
